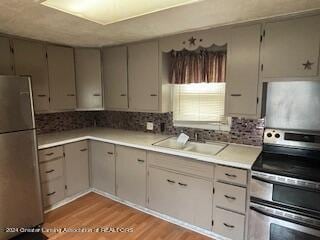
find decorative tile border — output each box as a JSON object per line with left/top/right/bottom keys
{"left": 35, "top": 111, "right": 264, "bottom": 146}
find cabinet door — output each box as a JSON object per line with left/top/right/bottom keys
{"left": 148, "top": 167, "right": 178, "bottom": 217}
{"left": 65, "top": 141, "right": 89, "bottom": 197}
{"left": 262, "top": 15, "right": 320, "bottom": 79}
{"left": 128, "top": 41, "right": 159, "bottom": 111}
{"left": 13, "top": 39, "right": 50, "bottom": 112}
{"left": 47, "top": 45, "right": 76, "bottom": 110}
{"left": 116, "top": 146, "right": 146, "bottom": 206}
{"left": 103, "top": 46, "right": 128, "bottom": 109}
{"left": 0, "top": 36, "right": 14, "bottom": 75}
{"left": 90, "top": 141, "right": 115, "bottom": 194}
{"left": 75, "top": 48, "right": 102, "bottom": 110}
{"left": 226, "top": 24, "right": 261, "bottom": 117}
{"left": 175, "top": 174, "right": 213, "bottom": 230}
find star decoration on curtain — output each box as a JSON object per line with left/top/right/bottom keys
{"left": 188, "top": 36, "right": 196, "bottom": 46}
{"left": 302, "top": 60, "right": 314, "bottom": 70}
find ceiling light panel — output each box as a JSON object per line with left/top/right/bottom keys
{"left": 40, "top": 0, "right": 201, "bottom": 25}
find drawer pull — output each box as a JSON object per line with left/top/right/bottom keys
{"left": 224, "top": 195, "right": 236, "bottom": 200}
{"left": 45, "top": 152, "right": 54, "bottom": 156}
{"left": 47, "top": 191, "right": 56, "bottom": 196}
{"left": 80, "top": 148, "right": 88, "bottom": 152}
{"left": 107, "top": 152, "right": 114, "bottom": 155}
{"left": 67, "top": 94, "right": 75, "bottom": 97}
{"left": 93, "top": 93, "right": 101, "bottom": 96}
{"left": 37, "top": 94, "right": 47, "bottom": 97}
{"left": 45, "top": 169, "right": 55, "bottom": 174}
{"left": 178, "top": 182, "right": 188, "bottom": 187}
{"left": 230, "top": 94, "right": 242, "bottom": 97}
{"left": 137, "top": 159, "right": 145, "bottom": 163}
{"left": 223, "top": 223, "right": 235, "bottom": 229}
{"left": 120, "top": 94, "right": 127, "bottom": 97}
{"left": 167, "top": 179, "right": 175, "bottom": 184}
{"left": 150, "top": 94, "right": 157, "bottom": 97}
{"left": 225, "top": 173, "right": 237, "bottom": 178}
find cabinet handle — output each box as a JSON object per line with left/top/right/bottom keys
{"left": 223, "top": 223, "right": 235, "bottom": 229}
{"left": 47, "top": 191, "right": 56, "bottom": 196}
{"left": 120, "top": 94, "right": 127, "bottom": 97}
{"left": 67, "top": 94, "right": 75, "bottom": 97}
{"left": 224, "top": 195, "right": 236, "bottom": 200}
{"left": 45, "top": 152, "right": 54, "bottom": 156}
{"left": 80, "top": 148, "right": 88, "bottom": 152}
{"left": 45, "top": 169, "right": 55, "bottom": 174}
{"left": 107, "top": 152, "right": 114, "bottom": 155}
{"left": 230, "top": 94, "right": 242, "bottom": 97}
{"left": 167, "top": 179, "right": 175, "bottom": 184}
{"left": 178, "top": 182, "right": 188, "bottom": 187}
{"left": 225, "top": 173, "right": 237, "bottom": 178}
{"left": 150, "top": 94, "right": 157, "bottom": 97}
{"left": 137, "top": 159, "right": 145, "bottom": 163}
{"left": 93, "top": 93, "right": 101, "bottom": 96}
{"left": 37, "top": 94, "right": 47, "bottom": 97}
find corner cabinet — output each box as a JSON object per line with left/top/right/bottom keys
{"left": 115, "top": 146, "right": 147, "bottom": 206}
{"left": 75, "top": 48, "right": 103, "bottom": 110}
{"left": 13, "top": 39, "right": 50, "bottom": 112}
{"left": 64, "top": 141, "right": 90, "bottom": 197}
{"left": 261, "top": 15, "right": 320, "bottom": 80}
{"left": 225, "top": 24, "right": 262, "bottom": 118}
{"left": 0, "top": 36, "right": 14, "bottom": 75}
{"left": 102, "top": 46, "right": 128, "bottom": 110}
{"left": 47, "top": 45, "right": 76, "bottom": 111}
{"left": 128, "top": 40, "right": 171, "bottom": 112}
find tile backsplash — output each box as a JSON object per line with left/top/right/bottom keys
{"left": 35, "top": 111, "right": 264, "bottom": 146}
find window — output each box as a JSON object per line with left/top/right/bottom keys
{"left": 173, "top": 82, "right": 230, "bottom": 130}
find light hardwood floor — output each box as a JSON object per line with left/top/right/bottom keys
{"left": 43, "top": 193, "right": 212, "bottom": 240}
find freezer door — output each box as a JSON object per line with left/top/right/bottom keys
{"left": 0, "top": 75, "right": 34, "bottom": 133}
{"left": 0, "top": 130, "right": 43, "bottom": 240}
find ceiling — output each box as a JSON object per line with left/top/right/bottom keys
{"left": 0, "top": 0, "right": 320, "bottom": 47}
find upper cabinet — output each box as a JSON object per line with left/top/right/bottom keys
{"left": 75, "top": 48, "right": 103, "bottom": 110}
{"left": 102, "top": 46, "right": 128, "bottom": 110}
{"left": 225, "top": 24, "right": 261, "bottom": 118}
{"left": 13, "top": 39, "right": 50, "bottom": 112}
{"left": 261, "top": 15, "right": 320, "bottom": 80}
{"left": 0, "top": 36, "right": 14, "bottom": 75}
{"left": 128, "top": 41, "right": 159, "bottom": 111}
{"left": 47, "top": 45, "right": 76, "bottom": 111}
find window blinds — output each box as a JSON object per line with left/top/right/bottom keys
{"left": 173, "top": 83, "right": 227, "bottom": 123}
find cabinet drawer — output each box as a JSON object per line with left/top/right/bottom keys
{"left": 40, "top": 159, "right": 63, "bottom": 183}
{"left": 213, "top": 207, "right": 245, "bottom": 240}
{"left": 148, "top": 152, "right": 214, "bottom": 179}
{"left": 215, "top": 182, "right": 246, "bottom": 214}
{"left": 215, "top": 165, "right": 247, "bottom": 186}
{"left": 39, "top": 146, "right": 63, "bottom": 162}
{"left": 41, "top": 177, "right": 65, "bottom": 208}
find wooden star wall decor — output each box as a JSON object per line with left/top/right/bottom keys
{"left": 302, "top": 60, "right": 314, "bottom": 70}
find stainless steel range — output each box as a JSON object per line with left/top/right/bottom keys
{"left": 249, "top": 128, "right": 320, "bottom": 240}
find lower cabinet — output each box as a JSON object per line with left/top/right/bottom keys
{"left": 148, "top": 167, "right": 213, "bottom": 230}
{"left": 115, "top": 146, "right": 147, "bottom": 206}
{"left": 64, "top": 141, "right": 90, "bottom": 197}
{"left": 90, "top": 141, "right": 116, "bottom": 194}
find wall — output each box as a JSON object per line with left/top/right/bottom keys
{"left": 35, "top": 111, "right": 264, "bottom": 146}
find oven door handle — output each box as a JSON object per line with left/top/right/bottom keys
{"left": 250, "top": 205, "right": 320, "bottom": 231}
{"left": 252, "top": 175, "right": 276, "bottom": 185}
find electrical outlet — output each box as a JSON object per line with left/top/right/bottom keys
{"left": 146, "top": 122, "right": 154, "bottom": 131}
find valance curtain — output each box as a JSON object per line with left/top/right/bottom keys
{"left": 169, "top": 50, "right": 226, "bottom": 84}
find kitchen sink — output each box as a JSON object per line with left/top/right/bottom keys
{"left": 153, "top": 137, "right": 227, "bottom": 156}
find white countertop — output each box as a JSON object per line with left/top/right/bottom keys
{"left": 37, "top": 128, "right": 262, "bottom": 169}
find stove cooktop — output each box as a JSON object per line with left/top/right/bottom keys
{"left": 252, "top": 145, "right": 320, "bottom": 183}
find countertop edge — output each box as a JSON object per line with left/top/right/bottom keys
{"left": 37, "top": 134, "right": 259, "bottom": 170}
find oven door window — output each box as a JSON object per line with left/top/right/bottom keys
{"left": 270, "top": 224, "right": 319, "bottom": 240}
{"left": 273, "top": 184, "right": 320, "bottom": 213}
